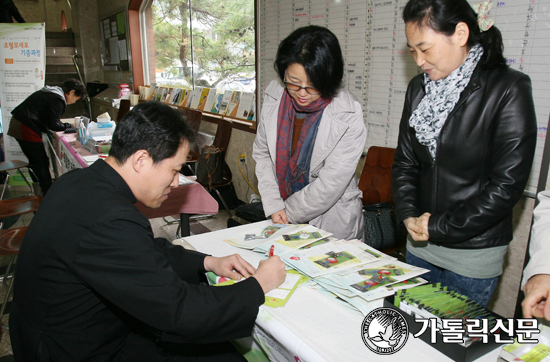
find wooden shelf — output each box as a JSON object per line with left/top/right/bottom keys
{"left": 137, "top": 99, "right": 257, "bottom": 134}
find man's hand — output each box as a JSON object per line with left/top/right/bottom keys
{"left": 203, "top": 254, "right": 256, "bottom": 280}
{"left": 522, "top": 274, "right": 550, "bottom": 320}
{"left": 271, "top": 209, "right": 288, "bottom": 224}
{"left": 252, "top": 256, "right": 286, "bottom": 293}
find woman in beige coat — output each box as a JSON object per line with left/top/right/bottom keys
{"left": 252, "top": 25, "right": 366, "bottom": 241}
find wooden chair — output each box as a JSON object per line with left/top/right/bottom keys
{"left": 358, "top": 146, "right": 405, "bottom": 259}
{"left": 0, "top": 227, "right": 27, "bottom": 329}
{"left": 183, "top": 109, "right": 203, "bottom": 174}
{"left": 0, "top": 195, "right": 41, "bottom": 328}
{"left": 0, "top": 196, "right": 43, "bottom": 220}
{"left": 358, "top": 146, "right": 396, "bottom": 206}
{"left": 0, "top": 160, "right": 33, "bottom": 199}
{"left": 116, "top": 99, "right": 131, "bottom": 123}
{"left": 196, "top": 120, "right": 234, "bottom": 217}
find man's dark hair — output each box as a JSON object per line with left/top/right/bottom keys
{"left": 274, "top": 25, "right": 344, "bottom": 99}
{"left": 109, "top": 101, "right": 195, "bottom": 165}
{"left": 61, "top": 78, "right": 87, "bottom": 98}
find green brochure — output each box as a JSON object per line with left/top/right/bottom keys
{"left": 210, "top": 269, "right": 309, "bottom": 308}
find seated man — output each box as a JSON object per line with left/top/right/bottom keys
{"left": 522, "top": 190, "right": 550, "bottom": 321}
{"left": 10, "top": 101, "right": 286, "bottom": 361}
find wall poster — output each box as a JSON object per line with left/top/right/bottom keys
{"left": 0, "top": 23, "right": 46, "bottom": 162}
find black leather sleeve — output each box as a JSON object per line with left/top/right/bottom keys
{"left": 392, "top": 75, "right": 425, "bottom": 228}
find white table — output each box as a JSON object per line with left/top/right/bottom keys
{"left": 177, "top": 220, "right": 502, "bottom": 362}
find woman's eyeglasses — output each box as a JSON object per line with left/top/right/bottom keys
{"left": 284, "top": 81, "right": 320, "bottom": 95}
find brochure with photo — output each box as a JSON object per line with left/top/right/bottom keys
{"left": 253, "top": 225, "right": 332, "bottom": 256}
{"left": 280, "top": 238, "right": 395, "bottom": 278}
{"left": 224, "top": 224, "right": 295, "bottom": 249}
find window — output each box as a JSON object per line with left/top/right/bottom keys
{"left": 141, "top": 0, "right": 256, "bottom": 93}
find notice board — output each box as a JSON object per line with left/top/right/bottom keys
{"left": 259, "top": 0, "right": 550, "bottom": 196}
{"left": 99, "top": 8, "right": 131, "bottom": 72}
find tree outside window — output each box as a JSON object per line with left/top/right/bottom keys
{"left": 144, "top": 0, "right": 255, "bottom": 92}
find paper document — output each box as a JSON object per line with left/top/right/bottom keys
{"left": 224, "top": 224, "right": 295, "bottom": 249}
{"left": 326, "top": 260, "right": 429, "bottom": 301}
{"left": 280, "top": 238, "right": 394, "bottom": 278}
{"left": 253, "top": 225, "right": 332, "bottom": 256}
{"left": 208, "top": 269, "right": 309, "bottom": 308}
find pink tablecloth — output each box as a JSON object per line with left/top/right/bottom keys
{"left": 135, "top": 182, "right": 218, "bottom": 219}
{"left": 52, "top": 132, "right": 219, "bottom": 221}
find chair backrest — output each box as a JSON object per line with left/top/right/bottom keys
{"left": 358, "top": 146, "right": 396, "bottom": 206}
{"left": 116, "top": 99, "right": 131, "bottom": 123}
{"left": 184, "top": 109, "right": 202, "bottom": 133}
{"left": 213, "top": 120, "right": 233, "bottom": 158}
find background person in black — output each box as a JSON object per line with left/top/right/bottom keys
{"left": 9, "top": 101, "right": 286, "bottom": 361}
{"left": 0, "top": 0, "right": 25, "bottom": 23}
{"left": 7, "top": 78, "right": 86, "bottom": 195}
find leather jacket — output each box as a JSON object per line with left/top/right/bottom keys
{"left": 392, "top": 65, "right": 537, "bottom": 249}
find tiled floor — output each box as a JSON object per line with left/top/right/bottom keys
{"left": 0, "top": 181, "right": 235, "bottom": 357}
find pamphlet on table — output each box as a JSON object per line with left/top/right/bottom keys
{"left": 222, "top": 222, "right": 429, "bottom": 313}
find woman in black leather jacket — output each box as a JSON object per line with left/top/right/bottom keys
{"left": 392, "top": 0, "right": 537, "bottom": 307}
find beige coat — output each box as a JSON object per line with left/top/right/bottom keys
{"left": 522, "top": 190, "right": 550, "bottom": 288}
{"left": 253, "top": 80, "right": 366, "bottom": 241}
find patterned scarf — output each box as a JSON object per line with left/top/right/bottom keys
{"left": 276, "top": 90, "right": 331, "bottom": 200}
{"left": 409, "top": 44, "right": 483, "bottom": 159}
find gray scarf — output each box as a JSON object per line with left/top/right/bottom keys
{"left": 409, "top": 44, "right": 483, "bottom": 160}
{"left": 41, "top": 85, "right": 67, "bottom": 105}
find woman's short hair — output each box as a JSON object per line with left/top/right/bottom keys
{"left": 403, "top": 0, "right": 506, "bottom": 69}
{"left": 109, "top": 101, "right": 195, "bottom": 165}
{"left": 61, "top": 78, "right": 87, "bottom": 98}
{"left": 274, "top": 25, "right": 344, "bottom": 99}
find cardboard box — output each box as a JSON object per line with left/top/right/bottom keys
{"left": 384, "top": 296, "right": 503, "bottom": 362}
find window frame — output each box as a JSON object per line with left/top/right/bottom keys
{"left": 130, "top": 0, "right": 259, "bottom": 96}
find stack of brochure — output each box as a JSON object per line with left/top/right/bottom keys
{"left": 500, "top": 324, "right": 550, "bottom": 362}
{"left": 210, "top": 270, "right": 310, "bottom": 308}
{"left": 223, "top": 223, "right": 428, "bottom": 314}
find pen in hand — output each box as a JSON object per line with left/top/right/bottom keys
{"left": 269, "top": 245, "right": 274, "bottom": 257}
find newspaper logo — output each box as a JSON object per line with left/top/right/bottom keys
{"left": 361, "top": 307, "right": 409, "bottom": 354}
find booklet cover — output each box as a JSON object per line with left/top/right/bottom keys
{"left": 235, "top": 92, "right": 254, "bottom": 119}
{"left": 225, "top": 91, "right": 242, "bottom": 117}
{"left": 149, "top": 86, "right": 164, "bottom": 102}
{"left": 210, "top": 91, "right": 224, "bottom": 114}
{"left": 329, "top": 260, "right": 429, "bottom": 301}
{"left": 167, "top": 88, "right": 183, "bottom": 105}
{"left": 179, "top": 89, "right": 192, "bottom": 107}
{"left": 224, "top": 224, "right": 295, "bottom": 250}
{"left": 253, "top": 224, "right": 332, "bottom": 256}
{"left": 189, "top": 87, "right": 204, "bottom": 109}
{"left": 210, "top": 269, "right": 309, "bottom": 308}
{"left": 247, "top": 100, "right": 256, "bottom": 122}
{"left": 280, "top": 238, "right": 394, "bottom": 278}
{"left": 202, "top": 88, "right": 219, "bottom": 112}
{"left": 218, "top": 90, "right": 234, "bottom": 115}
{"left": 196, "top": 88, "right": 211, "bottom": 110}
{"left": 160, "top": 87, "right": 171, "bottom": 103}
{"left": 385, "top": 277, "right": 428, "bottom": 291}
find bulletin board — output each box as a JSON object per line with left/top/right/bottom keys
{"left": 259, "top": 0, "right": 550, "bottom": 197}
{"left": 99, "top": 8, "right": 131, "bottom": 72}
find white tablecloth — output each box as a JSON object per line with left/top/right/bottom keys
{"left": 178, "top": 220, "right": 502, "bottom": 362}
